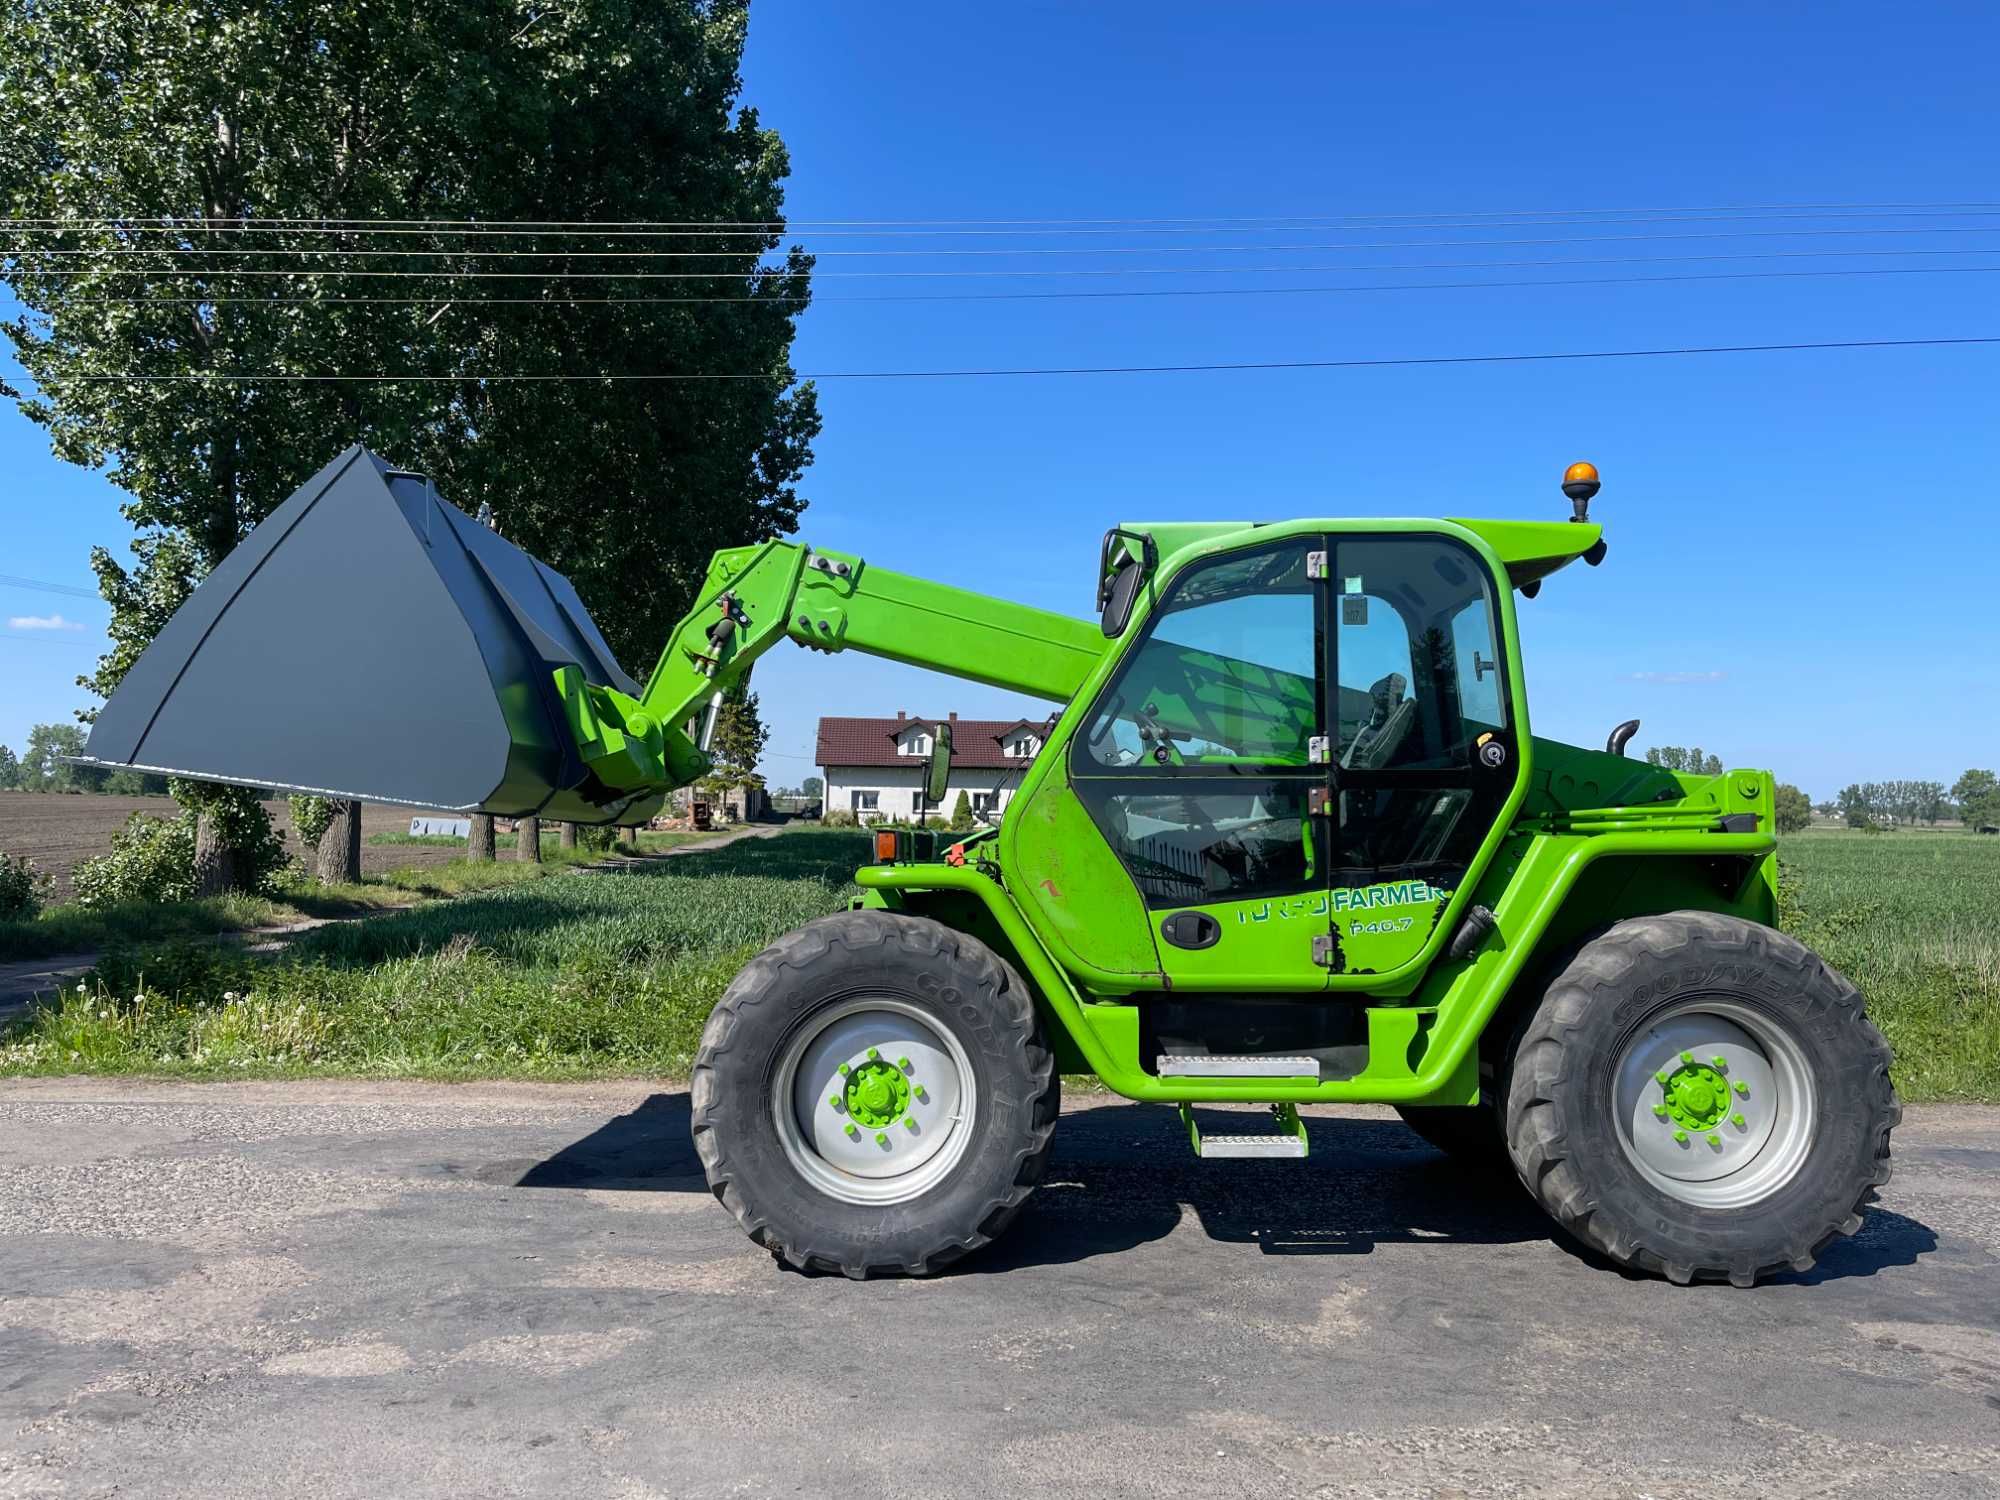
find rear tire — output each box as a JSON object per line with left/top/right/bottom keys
{"left": 690, "top": 910, "right": 1058, "bottom": 1277}
{"left": 1504, "top": 910, "right": 1898, "bottom": 1285}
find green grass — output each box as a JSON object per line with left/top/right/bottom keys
{"left": 0, "top": 830, "right": 869, "bottom": 1079}
{"left": 0, "top": 832, "right": 712, "bottom": 961}
{"left": 0, "top": 890, "right": 308, "bottom": 964}
{"left": 1777, "top": 828, "right": 2000, "bottom": 1101}
{"left": 5, "top": 825, "right": 1996, "bottom": 1101}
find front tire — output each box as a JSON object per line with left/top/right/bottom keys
{"left": 1504, "top": 911, "right": 1899, "bottom": 1285}
{"left": 690, "top": 910, "right": 1058, "bottom": 1277}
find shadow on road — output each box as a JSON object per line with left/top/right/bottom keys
{"left": 509, "top": 1092, "right": 1938, "bottom": 1283}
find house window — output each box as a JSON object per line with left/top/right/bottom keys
{"left": 1007, "top": 735, "right": 1038, "bottom": 758}
{"left": 912, "top": 791, "right": 932, "bottom": 815}
{"left": 972, "top": 791, "right": 999, "bottom": 815}
{"left": 899, "top": 733, "right": 930, "bottom": 756}
{"left": 851, "top": 790, "right": 879, "bottom": 814}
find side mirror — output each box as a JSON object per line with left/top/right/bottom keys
{"left": 1101, "top": 561, "right": 1143, "bottom": 638}
{"left": 925, "top": 721, "right": 952, "bottom": 804}
{"left": 1095, "top": 527, "right": 1156, "bottom": 638}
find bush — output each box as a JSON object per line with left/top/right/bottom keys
{"left": 0, "top": 851, "right": 51, "bottom": 920}
{"left": 822, "top": 810, "right": 857, "bottom": 828}
{"left": 289, "top": 794, "right": 337, "bottom": 849}
{"left": 73, "top": 813, "right": 200, "bottom": 908}
{"left": 948, "top": 790, "right": 974, "bottom": 832}
{"left": 72, "top": 796, "right": 292, "bottom": 908}
{"left": 172, "top": 780, "right": 291, "bottom": 894}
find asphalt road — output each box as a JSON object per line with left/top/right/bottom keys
{"left": 2, "top": 1081, "right": 1995, "bottom": 1499}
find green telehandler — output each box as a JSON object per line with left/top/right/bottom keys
{"left": 78, "top": 447, "right": 1897, "bottom": 1285}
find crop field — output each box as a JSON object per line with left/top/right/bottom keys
{"left": 1776, "top": 829, "right": 2000, "bottom": 1100}
{"left": 0, "top": 791, "right": 475, "bottom": 898}
{"left": 1, "top": 826, "right": 1995, "bottom": 1100}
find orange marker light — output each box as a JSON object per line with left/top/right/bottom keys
{"left": 1560, "top": 460, "right": 1601, "bottom": 519}
{"left": 874, "top": 830, "right": 900, "bottom": 864}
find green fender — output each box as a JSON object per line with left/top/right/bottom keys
{"left": 854, "top": 828, "right": 1776, "bottom": 1105}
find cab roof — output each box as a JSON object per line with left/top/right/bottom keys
{"left": 1116, "top": 516, "right": 1604, "bottom": 592}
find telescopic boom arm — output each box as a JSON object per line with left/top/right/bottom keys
{"left": 553, "top": 540, "right": 1109, "bottom": 800}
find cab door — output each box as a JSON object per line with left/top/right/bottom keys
{"left": 1323, "top": 534, "right": 1521, "bottom": 979}
{"left": 1067, "top": 537, "right": 1334, "bottom": 991}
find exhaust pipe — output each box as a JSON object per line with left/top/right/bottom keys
{"left": 76, "top": 445, "right": 665, "bottom": 825}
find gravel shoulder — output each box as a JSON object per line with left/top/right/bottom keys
{"left": 2, "top": 1080, "right": 1996, "bottom": 1499}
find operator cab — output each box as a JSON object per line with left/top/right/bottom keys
{"left": 1070, "top": 527, "right": 1517, "bottom": 989}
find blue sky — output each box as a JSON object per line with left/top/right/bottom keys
{"left": 4, "top": 1, "right": 1997, "bottom": 800}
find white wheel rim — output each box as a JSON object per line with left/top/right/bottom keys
{"left": 771, "top": 998, "right": 977, "bottom": 1206}
{"left": 1612, "top": 999, "right": 1817, "bottom": 1209}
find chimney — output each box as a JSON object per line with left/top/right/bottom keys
{"left": 948, "top": 711, "right": 958, "bottom": 722}
{"left": 896, "top": 710, "right": 906, "bottom": 721}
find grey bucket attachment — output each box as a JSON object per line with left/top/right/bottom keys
{"left": 78, "top": 444, "right": 663, "bottom": 825}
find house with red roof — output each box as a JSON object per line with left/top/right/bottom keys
{"left": 815, "top": 711, "right": 1049, "bottom": 823}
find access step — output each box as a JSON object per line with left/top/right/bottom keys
{"left": 1156, "top": 1053, "right": 1320, "bottom": 1079}
{"left": 1179, "top": 1102, "right": 1310, "bottom": 1159}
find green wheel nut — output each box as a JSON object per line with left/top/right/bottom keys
{"left": 845, "top": 1123, "right": 859, "bottom": 1139}
{"left": 1711, "top": 1055, "right": 1728, "bottom": 1069}
{"left": 897, "top": 1056, "right": 912, "bottom": 1071}
{"left": 829, "top": 1095, "right": 842, "bottom": 1109}
{"left": 1652, "top": 1104, "right": 1670, "bottom": 1118}
{"left": 1674, "top": 1130, "right": 1689, "bottom": 1144}
{"left": 838, "top": 1062, "right": 850, "bottom": 1075}
{"left": 1655, "top": 1070, "right": 1670, "bottom": 1085}
{"left": 1706, "top": 1133, "right": 1721, "bottom": 1147}
{"left": 868, "top": 1048, "right": 880, "bottom": 1060}
{"left": 905, "top": 1119, "right": 918, "bottom": 1132}
{"left": 1731, "top": 1112, "right": 1746, "bottom": 1127}
{"left": 1734, "top": 1080, "right": 1750, "bottom": 1096}
{"left": 874, "top": 1131, "right": 888, "bottom": 1146}
{"left": 1681, "top": 1050, "right": 1695, "bottom": 1064}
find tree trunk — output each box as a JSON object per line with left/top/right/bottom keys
{"left": 467, "top": 813, "right": 495, "bottom": 862}
{"left": 516, "top": 814, "right": 542, "bottom": 863}
{"left": 314, "top": 799, "right": 362, "bottom": 885}
{"left": 191, "top": 811, "right": 236, "bottom": 898}
{"left": 559, "top": 821, "right": 578, "bottom": 850}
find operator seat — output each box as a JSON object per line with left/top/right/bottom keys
{"left": 1338, "top": 672, "right": 1416, "bottom": 848}
{"left": 1342, "top": 672, "right": 1415, "bottom": 770}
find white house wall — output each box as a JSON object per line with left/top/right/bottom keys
{"left": 823, "top": 764, "right": 1034, "bottom": 821}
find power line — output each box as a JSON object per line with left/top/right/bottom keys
{"left": 52, "top": 264, "right": 2000, "bottom": 308}
{"left": 0, "top": 573, "right": 100, "bottom": 600}
{"left": 12, "top": 225, "right": 2000, "bottom": 260}
{"left": 18, "top": 245, "right": 2000, "bottom": 282}
{"left": 39, "top": 335, "right": 2000, "bottom": 384}
{"left": 9, "top": 207, "right": 2000, "bottom": 241}
{"left": 7, "top": 199, "right": 2000, "bottom": 229}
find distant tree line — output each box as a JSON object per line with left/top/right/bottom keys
{"left": 1803, "top": 773, "right": 1997, "bottom": 831}
{"left": 0, "top": 723, "right": 167, "bottom": 795}
{"left": 1642, "top": 748, "right": 1998, "bottom": 835}
{"left": 1645, "top": 746, "right": 1724, "bottom": 775}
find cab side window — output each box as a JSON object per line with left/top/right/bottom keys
{"left": 1073, "top": 541, "right": 1324, "bottom": 908}
{"left": 1334, "top": 538, "right": 1506, "bottom": 770}
{"left": 1331, "top": 536, "right": 1508, "bottom": 879}
{"left": 1082, "top": 546, "right": 1319, "bottom": 772}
